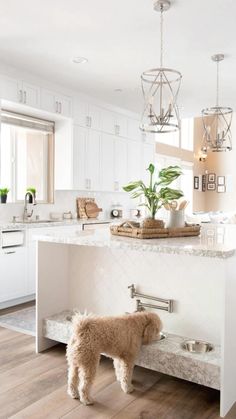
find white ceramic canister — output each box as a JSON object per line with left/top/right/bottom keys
{"left": 167, "top": 209, "right": 185, "bottom": 228}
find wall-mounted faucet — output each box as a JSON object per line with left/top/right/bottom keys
{"left": 128, "top": 284, "right": 174, "bottom": 313}
{"left": 23, "top": 191, "right": 36, "bottom": 221}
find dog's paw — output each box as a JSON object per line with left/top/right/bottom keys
{"left": 80, "top": 398, "right": 94, "bottom": 406}
{"left": 67, "top": 388, "right": 79, "bottom": 399}
{"left": 122, "top": 384, "right": 134, "bottom": 394}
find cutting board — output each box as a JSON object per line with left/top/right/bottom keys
{"left": 85, "top": 202, "right": 103, "bottom": 218}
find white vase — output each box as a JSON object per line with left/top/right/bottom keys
{"left": 167, "top": 209, "right": 185, "bottom": 228}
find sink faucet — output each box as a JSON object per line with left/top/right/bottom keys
{"left": 23, "top": 191, "right": 36, "bottom": 221}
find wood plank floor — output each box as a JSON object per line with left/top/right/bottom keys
{"left": 1, "top": 327, "right": 236, "bottom": 419}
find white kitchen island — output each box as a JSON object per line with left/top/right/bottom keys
{"left": 35, "top": 224, "right": 236, "bottom": 417}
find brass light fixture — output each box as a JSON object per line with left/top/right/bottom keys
{"left": 140, "top": 0, "right": 182, "bottom": 134}
{"left": 201, "top": 54, "right": 233, "bottom": 152}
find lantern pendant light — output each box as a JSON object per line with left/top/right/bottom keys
{"left": 140, "top": 0, "right": 182, "bottom": 134}
{"left": 201, "top": 54, "right": 233, "bottom": 153}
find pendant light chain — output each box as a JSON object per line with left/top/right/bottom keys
{"left": 160, "top": 5, "right": 164, "bottom": 68}
{"left": 216, "top": 60, "right": 219, "bottom": 107}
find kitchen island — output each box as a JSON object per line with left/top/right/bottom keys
{"left": 35, "top": 224, "right": 236, "bottom": 417}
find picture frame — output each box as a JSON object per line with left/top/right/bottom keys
{"left": 207, "top": 183, "right": 216, "bottom": 191}
{"left": 208, "top": 173, "right": 216, "bottom": 183}
{"left": 217, "top": 185, "right": 226, "bottom": 193}
{"left": 217, "top": 176, "right": 225, "bottom": 186}
{"left": 202, "top": 174, "right": 206, "bottom": 192}
{"left": 194, "top": 176, "right": 199, "bottom": 190}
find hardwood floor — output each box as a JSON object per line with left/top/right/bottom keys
{"left": 0, "top": 326, "right": 236, "bottom": 419}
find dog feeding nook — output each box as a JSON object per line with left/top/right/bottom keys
{"left": 42, "top": 309, "right": 220, "bottom": 391}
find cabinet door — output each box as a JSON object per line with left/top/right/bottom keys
{"left": 73, "top": 100, "right": 89, "bottom": 127}
{"left": 127, "top": 119, "right": 141, "bottom": 141}
{"left": 0, "top": 76, "right": 21, "bottom": 102}
{"left": 115, "top": 114, "right": 128, "bottom": 138}
{"left": 101, "top": 109, "right": 116, "bottom": 134}
{"left": 41, "top": 89, "right": 56, "bottom": 113}
{"left": 141, "top": 142, "right": 155, "bottom": 184}
{"left": 127, "top": 140, "right": 141, "bottom": 182}
{"left": 56, "top": 95, "right": 72, "bottom": 117}
{"left": 100, "top": 133, "right": 114, "bottom": 191}
{"left": 22, "top": 82, "right": 40, "bottom": 108}
{"left": 0, "top": 247, "right": 27, "bottom": 304}
{"left": 73, "top": 125, "right": 87, "bottom": 190}
{"left": 89, "top": 104, "right": 101, "bottom": 131}
{"left": 86, "top": 130, "right": 101, "bottom": 191}
{"left": 114, "top": 137, "right": 127, "bottom": 191}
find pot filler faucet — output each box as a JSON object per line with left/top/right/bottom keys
{"left": 23, "top": 191, "right": 36, "bottom": 221}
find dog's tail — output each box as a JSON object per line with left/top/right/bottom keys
{"left": 71, "top": 312, "right": 97, "bottom": 338}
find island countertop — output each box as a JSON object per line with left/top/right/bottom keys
{"left": 33, "top": 223, "right": 236, "bottom": 259}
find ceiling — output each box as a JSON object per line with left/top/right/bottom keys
{"left": 0, "top": 0, "right": 235, "bottom": 117}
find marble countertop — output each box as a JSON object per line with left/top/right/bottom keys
{"left": 33, "top": 223, "right": 236, "bottom": 259}
{"left": 0, "top": 218, "right": 112, "bottom": 231}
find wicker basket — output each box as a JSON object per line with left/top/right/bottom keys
{"left": 110, "top": 221, "right": 200, "bottom": 239}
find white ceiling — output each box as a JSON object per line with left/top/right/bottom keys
{"left": 0, "top": 0, "right": 235, "bottom": 117}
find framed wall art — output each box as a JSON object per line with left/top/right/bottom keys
{"left": 217, "top": 185, "right": 226, "bottom": 193}
{"left": 217, "top": 176, "right": 225, "bottom": 186}
{"left": 194, "top": 176, "right": 199, "bottom": 190}
{"left": 202, "top": 174, "right": 206, "bottom": 192}
{"left": 208, "top": 173, "right": 216, "bottom": 183}
{"left": 207, "top": 183, "right": 216, "bottom": 191}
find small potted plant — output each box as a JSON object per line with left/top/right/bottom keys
{"left": 26, "top": 187, "right": 36, "bottom": 204}
{"left": 123, "top": 163, "right": 183, "bottom": 227}
{"left": 0, "top": 188, "right": 10, "bottom": 204}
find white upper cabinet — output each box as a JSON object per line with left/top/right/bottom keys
{"left": 73, "top": 125, "right": 101, "bottom": 191}
{"left": 40, "top": 89, "right": 72, "bottom": 117}
{"left": 114, "top": 137, "right": 127, "bottom": 192}
{"left": 141, "top": 142, "right": 156, "bottom": 184}
{"left": 127, "top": 118, "right": 142, "bottom": 141}
{"left": 0, "top": 76, "right": 40, "bottom": 108}
{"left": 127, "top": 140, "right": 141, "bottom": 182}
{"left": 74, "top": 100, "right": 101, "bottom": 131}
{"left": 101, "top": 109, "right": 128, "bottom": 137}
{"left": 86, "top": 129, "right": 101, "bottom": 191}
{"left": 100, "top": 133, "right": 114, "bottom": 191}
{"left": 73, "top": 125, "right": 87, "bottom": 190}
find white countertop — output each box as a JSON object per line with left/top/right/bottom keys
{"left": 0, "top": 218, "right": 112, "bottom": 231}
{"left": 33, "top": 223, "right": 236, "bottom": 259}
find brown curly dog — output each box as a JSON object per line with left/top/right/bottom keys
{"left": 66, "top": 311, "right": 162, "bottom": 405}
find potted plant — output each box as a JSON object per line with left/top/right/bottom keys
{"left": 0, "top": 188, "right": 10, "bottom": 204}
{"left": 123, "top": 163, "right": 183, "bottom": 227}
{"left": 26, "top": 187, "right": 36, "bottom": 204}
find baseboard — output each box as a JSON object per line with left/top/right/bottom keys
{"left": 0, "top": 294, "right": 35, "bottom": 310}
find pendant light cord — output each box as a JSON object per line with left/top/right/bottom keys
{"left": 160, "top": 5, "right": 163, "bottom": 68}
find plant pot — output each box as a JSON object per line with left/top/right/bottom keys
{"left": 0, "top": 194, "right": 7, "bottom": 204}
{"left": 142, "top": 217, "right": 165, "bottom": 229}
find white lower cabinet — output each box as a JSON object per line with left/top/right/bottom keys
{"left": 0, "top": 247, "right": 28, "bottom": 304}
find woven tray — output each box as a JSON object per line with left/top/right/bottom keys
{"left": 110, "top": 221, "right": 201, "bottom": 239}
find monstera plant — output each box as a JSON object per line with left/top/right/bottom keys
{"left": 123, "top": 163, "right": 183, "bottom": 219}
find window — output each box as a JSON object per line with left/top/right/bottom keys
{"left": 181, "top": 118, "right": 194, "bottom": 151}
{"left": 0, "top": 111, "right": 54, "bottom": 203}
{"left": 155, "top": 130, "right": 180, "bottom": 148}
